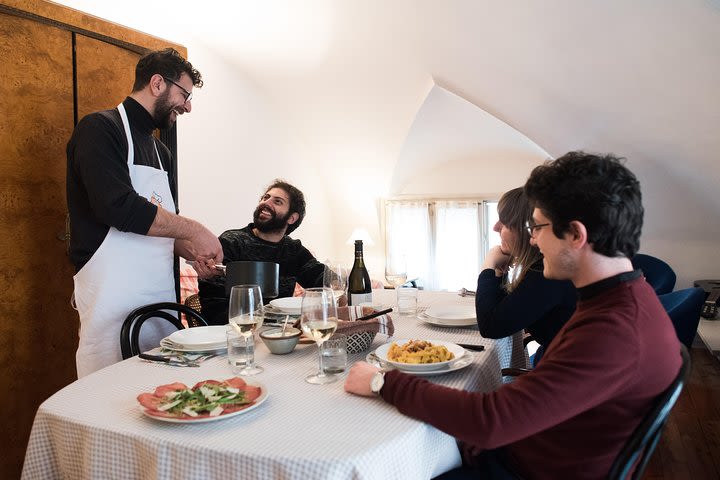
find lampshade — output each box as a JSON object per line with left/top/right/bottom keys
{"left": 345, "top": 227, "right": 375, "bottom": 246}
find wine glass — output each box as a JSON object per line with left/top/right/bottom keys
{"left": 323, "top": 261, "right": 348, "bottom": 302}
{"left": 228, "top": 284, "right": 264, "bottom": 375}
{"left": 385, "top": 254, "right": 408, "bottom": 288}
{"left": 300, "top": 287, "right": 339, "bottom": 384}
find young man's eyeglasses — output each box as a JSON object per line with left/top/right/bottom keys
{"left": 162, "top": 76, "right": 192, "bottom": 103}
{"left": 525, "top": 221, "right": 551, "bottom": 237}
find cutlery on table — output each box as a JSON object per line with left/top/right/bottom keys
{"left": 367, "top": 352, "right": 394, "bottom": 369}
{"left": 458, "top": 288, "right": 476, "bottom": 297}
{"left": 139, "top": 353, "right": 200, "bottom": 367}
{"left": 456, "top": 343, "right": 485, "bottom": 352}
{"left": 357, "top": 308, "right": 393, "bottom": 321}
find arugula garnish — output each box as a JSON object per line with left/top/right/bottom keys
{"left": 158, "top": 383, "right": 249, "bottom": 417}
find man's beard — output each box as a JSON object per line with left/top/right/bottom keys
{"left": 153, "top": 91, "right": 178, "bottom": 129}
{"left": 253, "top": 205, "right": 291, "bottom": 234}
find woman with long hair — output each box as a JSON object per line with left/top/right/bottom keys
{"left": 475, "top": 187, "right": 576, "bottom": 362}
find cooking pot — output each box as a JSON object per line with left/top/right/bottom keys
{"left": 217, "top": 261, "right": 279, "bottom": 300}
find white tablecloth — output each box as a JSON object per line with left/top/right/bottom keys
{"left": 22, "top": 290, "right": 525, "bottom": 480}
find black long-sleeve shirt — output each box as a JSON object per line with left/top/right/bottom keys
{"left": 475, "top": 260, "right": 576, "bottom": 347}
{"left": 199, "top": 224, "right": 326, "bottom": 324}
{"left": 66, "top": 97, "right": 177, "bottom": 271}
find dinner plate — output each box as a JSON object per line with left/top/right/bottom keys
{"left": 166, "top": 325, "right": 228, "bottom": 350}
{"left": 367, "top": 351, "right": 474, "bottom": 376}
{"left": 160, "top": 338, "right": 227, "bottom": 353}
{"left": 140, "top": 380, "right": 268, "bottom": 423}
{"left": 422, "top": 305, "right": 477, "bottom": 327}
{"left": 268, "top": 297, "right": 303, "bottom": 315}
{"left": 373, "top": 339, "right": 465, "bottom": 372}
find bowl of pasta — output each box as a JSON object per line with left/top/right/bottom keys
{"left": 374, "top": 339, "right": 465, "bottom": 372}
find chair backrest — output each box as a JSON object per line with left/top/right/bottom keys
{"left": 658, "top": 287, "right": 706, "bottom": 349}
{"left": 631, "top": 254, "right": 676, "bottom": 295}
{"left": 608, "top": 344, "right": 691, "bottom": 480}
{"left": 120, "top": 302, "right": 209, "bottom": 359}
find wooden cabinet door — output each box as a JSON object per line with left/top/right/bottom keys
{"left": 75, "top": 34, "right": 141, "bottom": 120}
{"left": 0, "top": 11, "right": 77, "bottom": 477}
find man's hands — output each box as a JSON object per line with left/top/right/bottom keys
{"left": 344, "top": 361, "right": 380, "bottom": 397}
{"left": 149, "top": 208, "right": 223, "bottom": 275}
{"left": 191, "top": 256, "right": 220, "bottom": 279}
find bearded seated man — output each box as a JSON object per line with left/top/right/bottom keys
{"left": 197, "top": 180, "right": 326, "bottom": 325}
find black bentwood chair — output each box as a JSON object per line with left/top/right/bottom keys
{"left": 607, "top": 344, "right": 691, "bottom": 480}
{"left": 120, "top": 302, "right": 209, "bottom": 359}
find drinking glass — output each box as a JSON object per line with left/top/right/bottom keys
{"left": 385, "top": 254, "right": 408, "bottom": 288}
{"left": 228, "top": 284, "right": 264, "bottom": 375}
{"left": 300, "top": 287, "right": 339, "bottom": 384}
{"left": 323, "top": 261, "right": 348, "bottom": 302}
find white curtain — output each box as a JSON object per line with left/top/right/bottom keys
{"left": 385, "top": 201, "right": 433, "bottom": 289}
{"left": 434, "top": 200, "right": 480, "bottom": 291}
{"left": 385, "top": 199, "right": 498, "bottom": 291}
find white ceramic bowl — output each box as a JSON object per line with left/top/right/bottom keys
{"left": 260, "top": 327, "right": 301, "bottom": 354}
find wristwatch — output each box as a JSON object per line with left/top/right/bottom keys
{"left": 371, "top": 370, "right": 386, "bottom": 394}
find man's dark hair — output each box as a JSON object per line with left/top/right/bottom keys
{"left": 265, "top": 179, "right": 306, "bottom": 234}
{"left": 132, "top": 48, "right": 203, "bottom": 92}
{"left": 524, "top": 151, "right": 643, "bottom": 258}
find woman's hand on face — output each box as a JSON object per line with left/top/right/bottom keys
{"left": 482, "top": 245, "right": 511, "bottom": 274}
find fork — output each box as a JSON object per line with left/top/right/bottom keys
{"left": 139, "top": 353, "right": 200, "bottom": 367}
{"left": 367, "top": 352, "right": 394, "bottom": 370}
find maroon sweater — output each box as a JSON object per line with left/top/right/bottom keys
{"left": 380, "top": 272, "right": 681, "bottom": 480}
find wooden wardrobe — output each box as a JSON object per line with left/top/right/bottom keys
{"left": 0, "top": 1, "right": 186, "bottom": 477}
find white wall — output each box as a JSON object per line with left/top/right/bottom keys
{"left": 55, "top": 0, "right": 720, "bottom": 289}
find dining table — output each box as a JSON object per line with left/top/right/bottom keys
{"left": 22, "top": 289, "right": 527, "bottom": 480}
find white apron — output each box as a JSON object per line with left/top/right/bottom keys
{"left": 73, "top": 103, "right": 176, "bottom": 378}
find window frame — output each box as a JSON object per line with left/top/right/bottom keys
{"left": 383, "top": 196, "right": 500, "bottom": 290}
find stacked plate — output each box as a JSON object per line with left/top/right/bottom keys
{"left": 160, "top": 325, "right": 228, "bottom": 352}
{"left": 421, "top": 305, "right": 477, "bottom": 327}
{"left": 267, "top": 297, "right": 302, "bottom": 315}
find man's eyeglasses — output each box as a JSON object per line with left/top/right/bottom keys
{"left": 525, "top": 221, "right": 551, "bottom": 237}
{"left": 162, "top": 76, "right": 192, "bottom": 103}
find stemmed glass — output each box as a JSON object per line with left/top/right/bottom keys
{"left": 323, "top": 261, "right": 348, "bottom": 303}
{"left": 228, "top": 284, "right": 264, "bottom": 375}
{"left": 300, "top": 287, "right": 338, "bottom": 384}
{"left": 385, "top": 253, "right": 408, "bottom": 288}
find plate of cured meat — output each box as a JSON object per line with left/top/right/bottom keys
{"left": 137, "top": 377, "right": 267, "bottom": 423}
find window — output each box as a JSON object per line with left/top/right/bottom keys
{"left": 385, "top": 199, "right": 500, "bottom": 291}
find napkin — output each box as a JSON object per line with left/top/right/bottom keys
{"left": 335, "top": 306, "right": 395, "bottom": 337}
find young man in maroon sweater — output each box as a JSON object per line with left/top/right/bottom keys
{"left": 345, "top": 151, "right": 682, "bottom": 479}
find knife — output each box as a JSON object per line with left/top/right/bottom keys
{"left": 139, "top": 353, "right": 200, "bottom": 367}
{"left": 357, "top": 308, "right": 393, "bottom": 321}
{"left": 456, "top": 343, "right": 485, "bottom": 352}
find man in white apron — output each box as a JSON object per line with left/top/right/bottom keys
{"left": 67, "top": 49, "right": 222, "bottom": 377}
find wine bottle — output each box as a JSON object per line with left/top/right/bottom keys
{"left": 348, "top": 240, "right": 373, "bottom": 306}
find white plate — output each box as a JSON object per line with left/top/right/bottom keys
{"left": 140, "top": 380, "right": 268, "bottom": 423}
{"left": 373, "top": 339, "right": 465, "bottom": 372}
{"left": 160, "top": 338, "right": 227, "bottom": 353}
{"left": 423, "top": 305, "right": 477, "bottom": 327}
{"left": 367, "top": 351, "right": 474, "bottom": 376}
{"left": 269, "top": 297, "right": 303, "bottom": 314}
{"left": 167, "top": 326, "right": 228, "bottom": 350}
